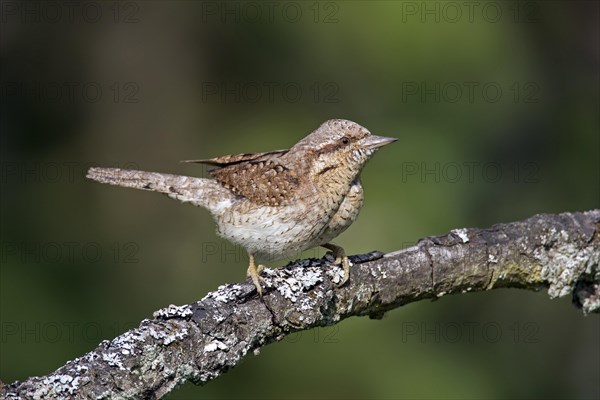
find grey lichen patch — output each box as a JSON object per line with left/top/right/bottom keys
{"left": 44, "top": 374, "right": 80, "bottom": 396}
{"left": 101, "top": 351, "right": 125, "bottom": 370}
{"left": 99, "top": 317, "right": 190, "bottom": 368}
{"left": 326, "top": 263, "right": 346, "bottom": 285}
{"left": 12, "top": 373, "right": 83, "bottom": 399}
{"left": 574, "top": 280, "right": 600, "bottom": 315}
{"left": 370, "top": 262, "right": 390, "bottom": 280}
{"left": 537, "top": 239, "right": 599, "bottom": 299}
{"left": 583, "top": 289, "right": 600, "bottom": 314}
{"left": 195, "top": 338, "right": 249, "bottom": 384}
{"left": 263, "top": 266, "right": 324, "bottom": 302}
{"left": 452, "top": 228, "right": 470, "bottom": 243}
{"left": 110, "top": 330, "right": 144, "bottom": 356}
{"left": 154, "top": 304, "right": 193, "bottom": 319}
{"left": 83, "top": 350, "right": 101, "bottom": 364}
{"left": 202, "top": 284, "right": 244, "bottom": 303}
{"left": 147, "top": 320, "right": 190, "bottom": 345}
{"left": 203, "top": 340, "right": 228, "bottom": 353}
{"left": 257, "top": 263, "right": 336, "bottom": 327}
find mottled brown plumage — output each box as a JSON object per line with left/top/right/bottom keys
{"left": 209, "top": 157, "right": 299, "bottom": 207}
{"left": 87, "top": 119, "right": 396, "bottom": 296}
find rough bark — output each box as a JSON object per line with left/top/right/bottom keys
{"left": 3, "top": 210, "right": 599, "bottom": 400}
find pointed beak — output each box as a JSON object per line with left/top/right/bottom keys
{"left": 362, "top": 134, "right": 397, "bottom": 149}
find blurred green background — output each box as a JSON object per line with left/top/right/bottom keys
{"left": 1, "top": 1, "right": 598, "bottom": 399}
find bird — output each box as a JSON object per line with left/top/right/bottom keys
{"left": 86, "top": 119, "right": 396, "bottom": 296}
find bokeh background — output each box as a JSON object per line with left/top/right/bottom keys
{"left": 1, "top": 1, "right": 599, "bottom": 399}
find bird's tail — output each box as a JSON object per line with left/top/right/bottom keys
{"left": 86, "top": 167, "right": 235, "bottom": 212}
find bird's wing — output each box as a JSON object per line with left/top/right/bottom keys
{"left": 210, "top": 157, "right": 302, "bottom": 206}
{"left": 182, "top": 150, "right": 288, "bottom": 166}
{"left": 183, "top": 149, "right": 301, "bottom": 205}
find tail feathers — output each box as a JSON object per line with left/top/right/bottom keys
{"left": 86, "top": 167, "right": 235, "bottom": 212}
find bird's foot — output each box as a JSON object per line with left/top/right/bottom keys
{"left": 247, "top": 255, "right": 266, "bottom": 296}
{"left": 322, "top": 243, "right": 350, "bottom": 287}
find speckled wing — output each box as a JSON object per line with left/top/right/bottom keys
{"left": 185, "top": 150, "right": 300, "bottom": 206}
{"left": 183, "top": 150, "right": 288, "bottom": 166}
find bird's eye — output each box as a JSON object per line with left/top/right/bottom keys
{"left": 341, "top": 136, "right": 350, "bottom": 145}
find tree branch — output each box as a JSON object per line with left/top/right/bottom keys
{"left": 3, "top": 210, "right": 599, "bottom": 400}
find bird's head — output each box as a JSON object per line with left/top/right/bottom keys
{"left": 290, "top": 119, "right": 397, "bottom": 181}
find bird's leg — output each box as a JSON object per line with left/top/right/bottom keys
{"left": 322, "top": 243, "right": 350, "bottom": 286}
{"left": 247, "top": 254, "right": 265, "bottom": 296}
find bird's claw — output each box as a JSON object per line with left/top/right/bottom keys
{"left": 247, "top": 255, "right": 266, "bottom": 297}
{"left": 322, "top": 243, "right": 350, "bottom": 287}
{"left": 334, "top": 255, "right": 350, "bottom": 287}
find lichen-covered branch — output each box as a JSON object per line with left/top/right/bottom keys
{"left": 3, "top": 210, "right": 599, "bottom": 400}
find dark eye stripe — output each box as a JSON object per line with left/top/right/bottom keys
{"left": 317, "top": 165, "right": 338, "bottom": 175}
{"left": 315, "top": 142, "right": 343, "bottom": 157}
